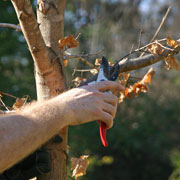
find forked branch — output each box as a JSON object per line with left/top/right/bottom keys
{"left": 11, "top": 0, "right": 52, "bottom": 73}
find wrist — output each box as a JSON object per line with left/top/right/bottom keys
{"left": 52, "top": 94, "right": 75, "bottom": 127}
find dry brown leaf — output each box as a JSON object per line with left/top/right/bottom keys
{"left": 95, "top": 58, "right": 101, "bottom": 66}
{"left": 109, "top": 62, "right": 114, "bottom": 66}
{"left": 140, "top": 67, "right": 155, "bottom": 85}
{"left": 71, "top": 155, "right": 89, "bottom": 180}
{"left": 95, "top": 58, "right": 114, "bottom": 66}
{"left": 13, "top": 98, "right": 27, "bottom": 110}
{"left": 63, "top": 59, "right": 68, "bottom": 67}
{"left": 58, "top": 35, "right": 78, "bottom": 49}
{"left": 167, "top": 37, "right": 179, "bottom": 48}
{"left": 147, "top": 43, "right": 164, "bottom": 55}
{"left": 90, "top": 69, "right": 98, "bottom": 75}
{"left": 119, "top": 91, "right": 125, "bottom": 103}
{"left": 118, "top": 73, "right": 130, "bottom": 86}
{"left": 165, "top": 57, "right": 180, "bottom": 71}
{"left": 72, "top": 77, "right": 86, "bottom": 87}
{"left": 119, "top": 68, "right": 155, "bottom": 102}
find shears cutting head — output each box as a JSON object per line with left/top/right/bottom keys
{"left": 98, "top": 56, "right": 120, "bottom": 81}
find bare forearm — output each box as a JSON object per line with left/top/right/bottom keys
{"left": 0, "top": 81, "right": 124, "bottom": 173}
{"left": 0, "top": 98, "right": 68, "bottom": 173}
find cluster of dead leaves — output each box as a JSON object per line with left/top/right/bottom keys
{"left": 0, "top": 92, "right": 29, "bottom": 112}
{"left": 59, "top": 35, "right": 78, "bottom": 49}
{"left": 58, "top": 34, "right": 79, "bottom": 67}
{"left": 119, "top": 68, "right": 155, "bottom": 103}
{"left": 13, "top": 96, "right": 29, "bottom": 110}
{"left": 147, "top": 43, "right": 164, "bottom": 55}
{"left": 72, "top": 77, "right": 87, "bottom": 87}
{"left": 147, "top": 37, "right": 180, "bottom": 71}
{"left": 71, "top": 155, "right": 89, "bottom": 180}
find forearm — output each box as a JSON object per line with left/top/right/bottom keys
{"left": 0, "top": 97, "right": 68, "bottom": 173}
{"left": 0, "top": 81, "right": 124, "bottom": 173}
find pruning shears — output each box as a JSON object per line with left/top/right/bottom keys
{"left": 88, "top": 56, "right": 120, "bottom": 147}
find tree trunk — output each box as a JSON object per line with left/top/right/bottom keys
{"left": 11, "top": 0, "right": 68, "bottom": 179}
{"left": 36, "top": 0, "right": 68, "bottom": 180}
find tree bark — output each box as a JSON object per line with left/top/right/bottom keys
{"left": 36, "top": 0, "right": 68, "bottom": 180}
{"left": 11, "top": 0, "right": 68, "bottom": 179}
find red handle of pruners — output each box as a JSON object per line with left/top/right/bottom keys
{"left": 85, "top": 83, "right": 109, "bottom": 147}
{"left": 99, "top": 121, "right": 108, "bottom": 147}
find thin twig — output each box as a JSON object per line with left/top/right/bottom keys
{"left": 68, "top": 175, "right": 75, "bottom": 180}
{"left": 139, "top": 6, "right": 171, "bottom": 57}
{"left": 64, "top": 49, "right": 104, "bottom": 59}
{"left": 72, "top": 60, "right": 80, "bottom": 77}
{"left": 138, "top": 29, "right": 143, "bottom": 49}
{"left": 78, "top": 57, "right": 97, "bottom": 69}
{"left": 0, "top": 104, "right": 13, "bottom": 110}
{"left": 74, "top": 69, "right": 96, "bottom": 72}
{"left": 115, "top": 38, "right": 167, "bottom": 64}
{"left": 75, "top": 32, "right": 81, "bottom": 40}
{"left": 0, "top": 97, "right": 10, "bottom": 111}
{"left": 129, "top": 44, "right": 134, "bottom": 54}
{"left": 0, "top": 91, "right": 17, "bottom": 99}
{"left": 0, "top": 23, "right": 21, "bottom": 31}
{"left": 156, "top": 42, "right": 174, "bottom": 51}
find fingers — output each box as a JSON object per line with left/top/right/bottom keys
{"left": 90, "top": 80, "right": 125, "bottom": 93}
{"left": 99, "top": 111, "right": 113, "bottom": 129}
{"left": 103, "top": 93, "right": 118, "bottom": 106}
{"left": 103, "top": 102, "right": 117, "bottom": 118}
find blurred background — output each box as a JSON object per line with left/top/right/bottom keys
{"left": 1, "top": 0, "right": 180, "bottom": 179}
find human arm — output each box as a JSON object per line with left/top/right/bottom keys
{"left": 0, "top": 81, "right": 124, "bottom": 173}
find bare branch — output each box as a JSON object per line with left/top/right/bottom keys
{"left": 75, "top": 33, "right": 81, "bottom": 40}
{"left": 116, "top": 38, "right": 167, "bottom": 63}
{"left": 139, "top": 6, "right": 171, "bottom": 57}
{"left": 78, "top": 57, "right": 97, "bottom": 69}
{"left": 11, "top": 0, "right": 52, "bottom": 73}
{"left": 64, "top": 49, "right": 104, "bottom": 59}
{"left": 0, "top": 23, "right": 21, "bottom": 31}
{"left": 73, "top": 69, "right": 96, "bottom": 73}
{"left": 137, "top": 29, "right": 143, "bottom": 49}
{"left": 150, "top": 7, "right": 171, "bottom": 43}
{"left": 0, "top": 97, "right": 10, "bottom": 111}
{"left": 0, "top": 91, "right": 17, "bottom": 99}
{"left": 72, "top": 60, "right": 80, "bottom": 77}
{"left": 119, "top": 46, "right": 180, "bottom": 73}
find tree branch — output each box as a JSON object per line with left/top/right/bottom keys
{"left": 11, "top": 0, "right": 52, "bottom": 73}
{"left": 139, "top": 6, "right": 171, "bottom": 57}
{"left": 0, "top": 23, "right": 21, "bottom": 31}
{"left": 119, "top": 46, "right": 180, "bottom": 73}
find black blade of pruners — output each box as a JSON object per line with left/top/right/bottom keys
{"left": 101, "top": 56, "right": 120, "bottom": 81}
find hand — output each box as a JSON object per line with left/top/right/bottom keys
{"left": 58, "top": 81, "right": 125, "bottom": 129}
